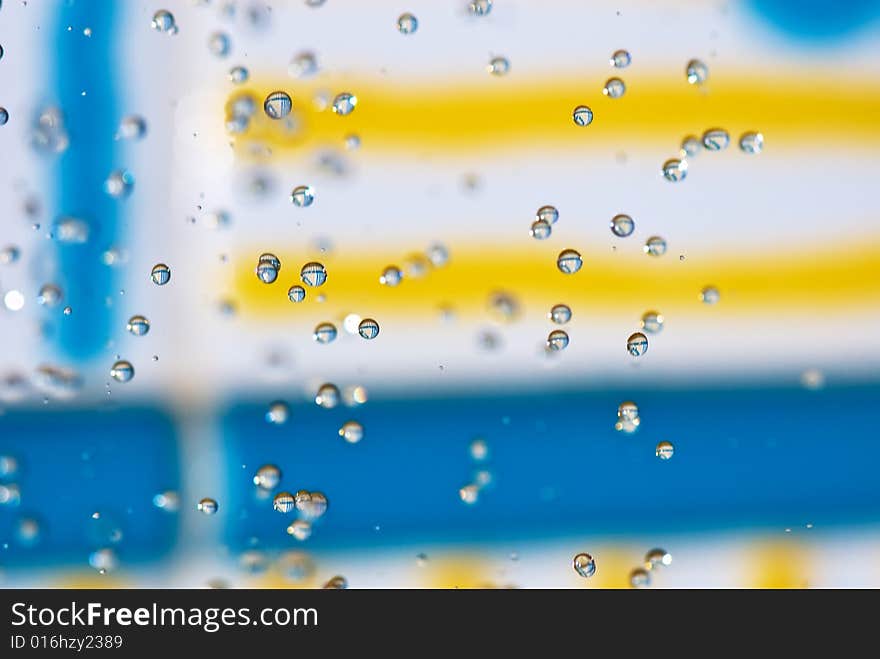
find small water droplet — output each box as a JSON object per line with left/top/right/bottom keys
{"left": 332, "top": 92, "right": 357, "bottom": 116}
{"left": 126, "top": 315, "right": 150, "bottom": 336}
{"left": 573, "top": 552, "right": 597, "bottom": 578}
{"left": 264, "top": 91, "right": 292, "bottom": 119}
{"left": 739, "top": 131, "right": 764, "bottom": 154}
{"left": 549, "top": 304, "right": 571, "bottom": 325}
{"left": 702, "top": 128, "right": 730, "bottom": 151}
{"left": 686, "top": 59, "right": 708, "bottom": 85}
{"left": 397, "top": 12, "right": 418, "bottom": 34}
{"left": 662, "top": 158, "right": 688, "bottom": 182}
{"left": 626, "top": 332, "right": 648, "bottom": 357}
{"left": 610, "top": 213, "right": 634, "bottom": 237}
{"left": 556, "top": 249, "right": 582, "bottom": 274}
{"left": 643, "top": 236, "right": 667, "bottom": 257}
{"left": 603, "top": 77, "right": 626, "bottom": 98}
{"left": 150, "top": 263, "right": 171, "bottom": 285}
{"left": 197, "top": 498, "right": 218, "bottom": 515}
{"left": 109, "top": 360, "right": 134, "bottom": 383}
{"left": 572, "top": 105, "right": 593, "bottom": 126}
{"left": 610, "top": 49, "right": 631, "bottom": 68}
{"left": 487, "top": 56, "right": 510, "bottom": 76}
{"left": 655, "top": 441, "right": 674, "bottom": 460}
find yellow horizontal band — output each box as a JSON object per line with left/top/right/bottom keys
{"left": 226, "top": 239, "right": 880, "bottom": 320}
{"left": 228, "top": 71, "right": 880, "bottom": 156}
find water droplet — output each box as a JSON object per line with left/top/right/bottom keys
{"left": 36, "top": 284, "right": 62, "bottom": 307}
{"left": 644, "top": 548, "right": 672, "bottom": 569}
{"left": 63, "top": 306, "right": 72, "bottom": 316}
{"left": 0, "top": 455, "right": 19, "bottom": 478}
{"left": 0, "top": 484, "right": 21, "bottom": 506}
{"left": 643, "top": 236, "right": 667, "bottom": 257}
{"left": 618, "top": 400, "right": 639, "bottom": 422}
{"left": 314, "top": 322, "right": 338, "bottom": 344}
{"left": 273, "top": 491, "right": 296, "bottom": 513}
{"left": 398, "top": 12, "right": 418, "bottom": 34}
{"left": 0, "top": 108, "right": 7, "bottom": 126}
{"left": 661, "top": 158, "right": 688, "bottom": 182}
{"left": 530, "top": 219, "right": 552, "bottom": 240}
{"left": 287, "top": 285, "right": 306, "bottom": 303}
{"left": 152, "top": 490, "right": 180, "bottom": 512}
{"left": 151, "top": 10, "right": 178, "bottom": 35}
{"left": 700, "top": 286, "right": 719, "bottom": 305}
{"left": 685, "top": 59, "right": 708, "bottom": 85}
{"left": 104, "top": 169, "right": 135, "bottom": 198}
{"left": 116, "top": 115, "right": 146, "bottom": 140}
{"left": 339, "top": 420, "right": 364, "bottom": 443}
{"left": 549, "top": 304, "right": 572, "bottom": 324}
{"left": 287, "top": 519, "right": 312, "bottom": 541}
{"left": 573, "top": 552, "right": 597, "bottom": 578}
{"left": 536, "top": 205, "right": 559, "bottom": 224}
{"left": 572, "top": 105, "right": 593, "bottom": 126}
{"left": 357, "top": 318, "right": 380, "bottom": 340}
{"left": 0, "top": 245, "right": 20, "bottom": 264}
{"left": 264, "top": 91, "right": 292, "bottom": 119}
{"left": 459, "top": 484, "right": 479, "bottom": 504}
{"left": 416, "top": 552, "right": 429, "bottom": 567}
{"left": 739, "top": 131, "right": 764, "bottom": 154}
{"left": 469, "top": 0, "right": 493, "bottom": 16}
{"left": 289, "top": 51, "right": 318, "bottom": 78}
{"left": 702, "top": 128, "right": 730, "bottom": 151}
{"left": 487, "top": 291, "right": 520, "bottom": 322}
{"left": 89, "top": 548, "right": 118, "bottom": 574}
{"left": 680, "top": 135, "right": 700, "bottom": 158}
{"left": 470, "top": 438, "right": 489, "bottom": 461}
{"left": 487, "top": 56, "right": 510, "bottom": 76}
{"left": 546, "top": 329, "right": 569, "bottom": 351}
{"left": 198, "top": 498, "right": 218, "bottom": 515}
{"left": 290, "top": 184, "right": 315, "bottom": 207}
{"left": 655, "top": 441, "right": 674, "bottom": 460}
{"left": 603, "top": 77, "right": 626, "bottom": 98}
{"left": 640, "top": 310, "right": 664, "bottom": 334}
{"left": 332, "top": 92, "right": 357, "bottom": 116}
{"left": 556, "top": 249, "right": 583, "bottom": 274}
{"left": 610, "top": 49, "right": 631, "bottom": 68}
{"left": 300, "top": 261, "right": 327, "bottom": 287}
{"left": 426, "top": 243, "right": 449, "bottom": 267}
{"left": 629, "top": 567, "right": 651, "bottom": 588}
{"left": 32, "top": 106, "right": 70, "bottom": 154}
{"left": 380, "top": 265, "right": 403, "bottom": 286}
{"left": 296, "top": 490, "right": 328, "bottom": 519}
{"left": 151, "top": 263, "right": 171, "bottom": 285}
{"left": 208, "top": 31, "right": 231, "bottom": 58}
{"left": 266, "top": 400, "right": 290, "bottom": 425}
{"left": 626, "top": 332, "right": 648, "bottom": 357}
{"left": 801, "top": 368, "right": 825, "bottom": 391}
{"left": 228, "top": 65, "right": 249, "bottom": 84}
{"left": 323, "top": 575, "right": 348, "bottom": 589}
{"left": 610, "top": 213, "right": 634, "bottom": 237}
{"left": 110, "top": 360, "right": 134, "bottom": 383}
{"left": 344, "top": 133, "right": 361, "bottom": 150}
{"left": 126, "top": 314, "right": 150, "bottom": 336}
{"left": 315, "top": 383, "right": 340, "bottom": 408}
{"left": 255, "top": 257, "right": 280, "bottom": 284}
{"left": 253, "top": 464, "right": 281, "bottom": 490}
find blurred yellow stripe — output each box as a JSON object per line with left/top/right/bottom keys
{"left": 227, "top": 239, "right": 880, "bottom": 320}
{"left": 230, "top": 71, "right": 880, "bottom": 155}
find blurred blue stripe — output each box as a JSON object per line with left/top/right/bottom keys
{"left": 223, "top": 383, "right": 880, "bottom": 549}
{"left": 52, "top": 0, "right": 119, "bottom": 360}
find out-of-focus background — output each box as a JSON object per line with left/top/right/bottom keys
{"left": 1, "top": 0, "right": 879, "bottom": 588}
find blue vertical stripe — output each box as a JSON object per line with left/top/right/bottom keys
{"left": 52, "top": 1, "right": 119, "bottom": 360}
